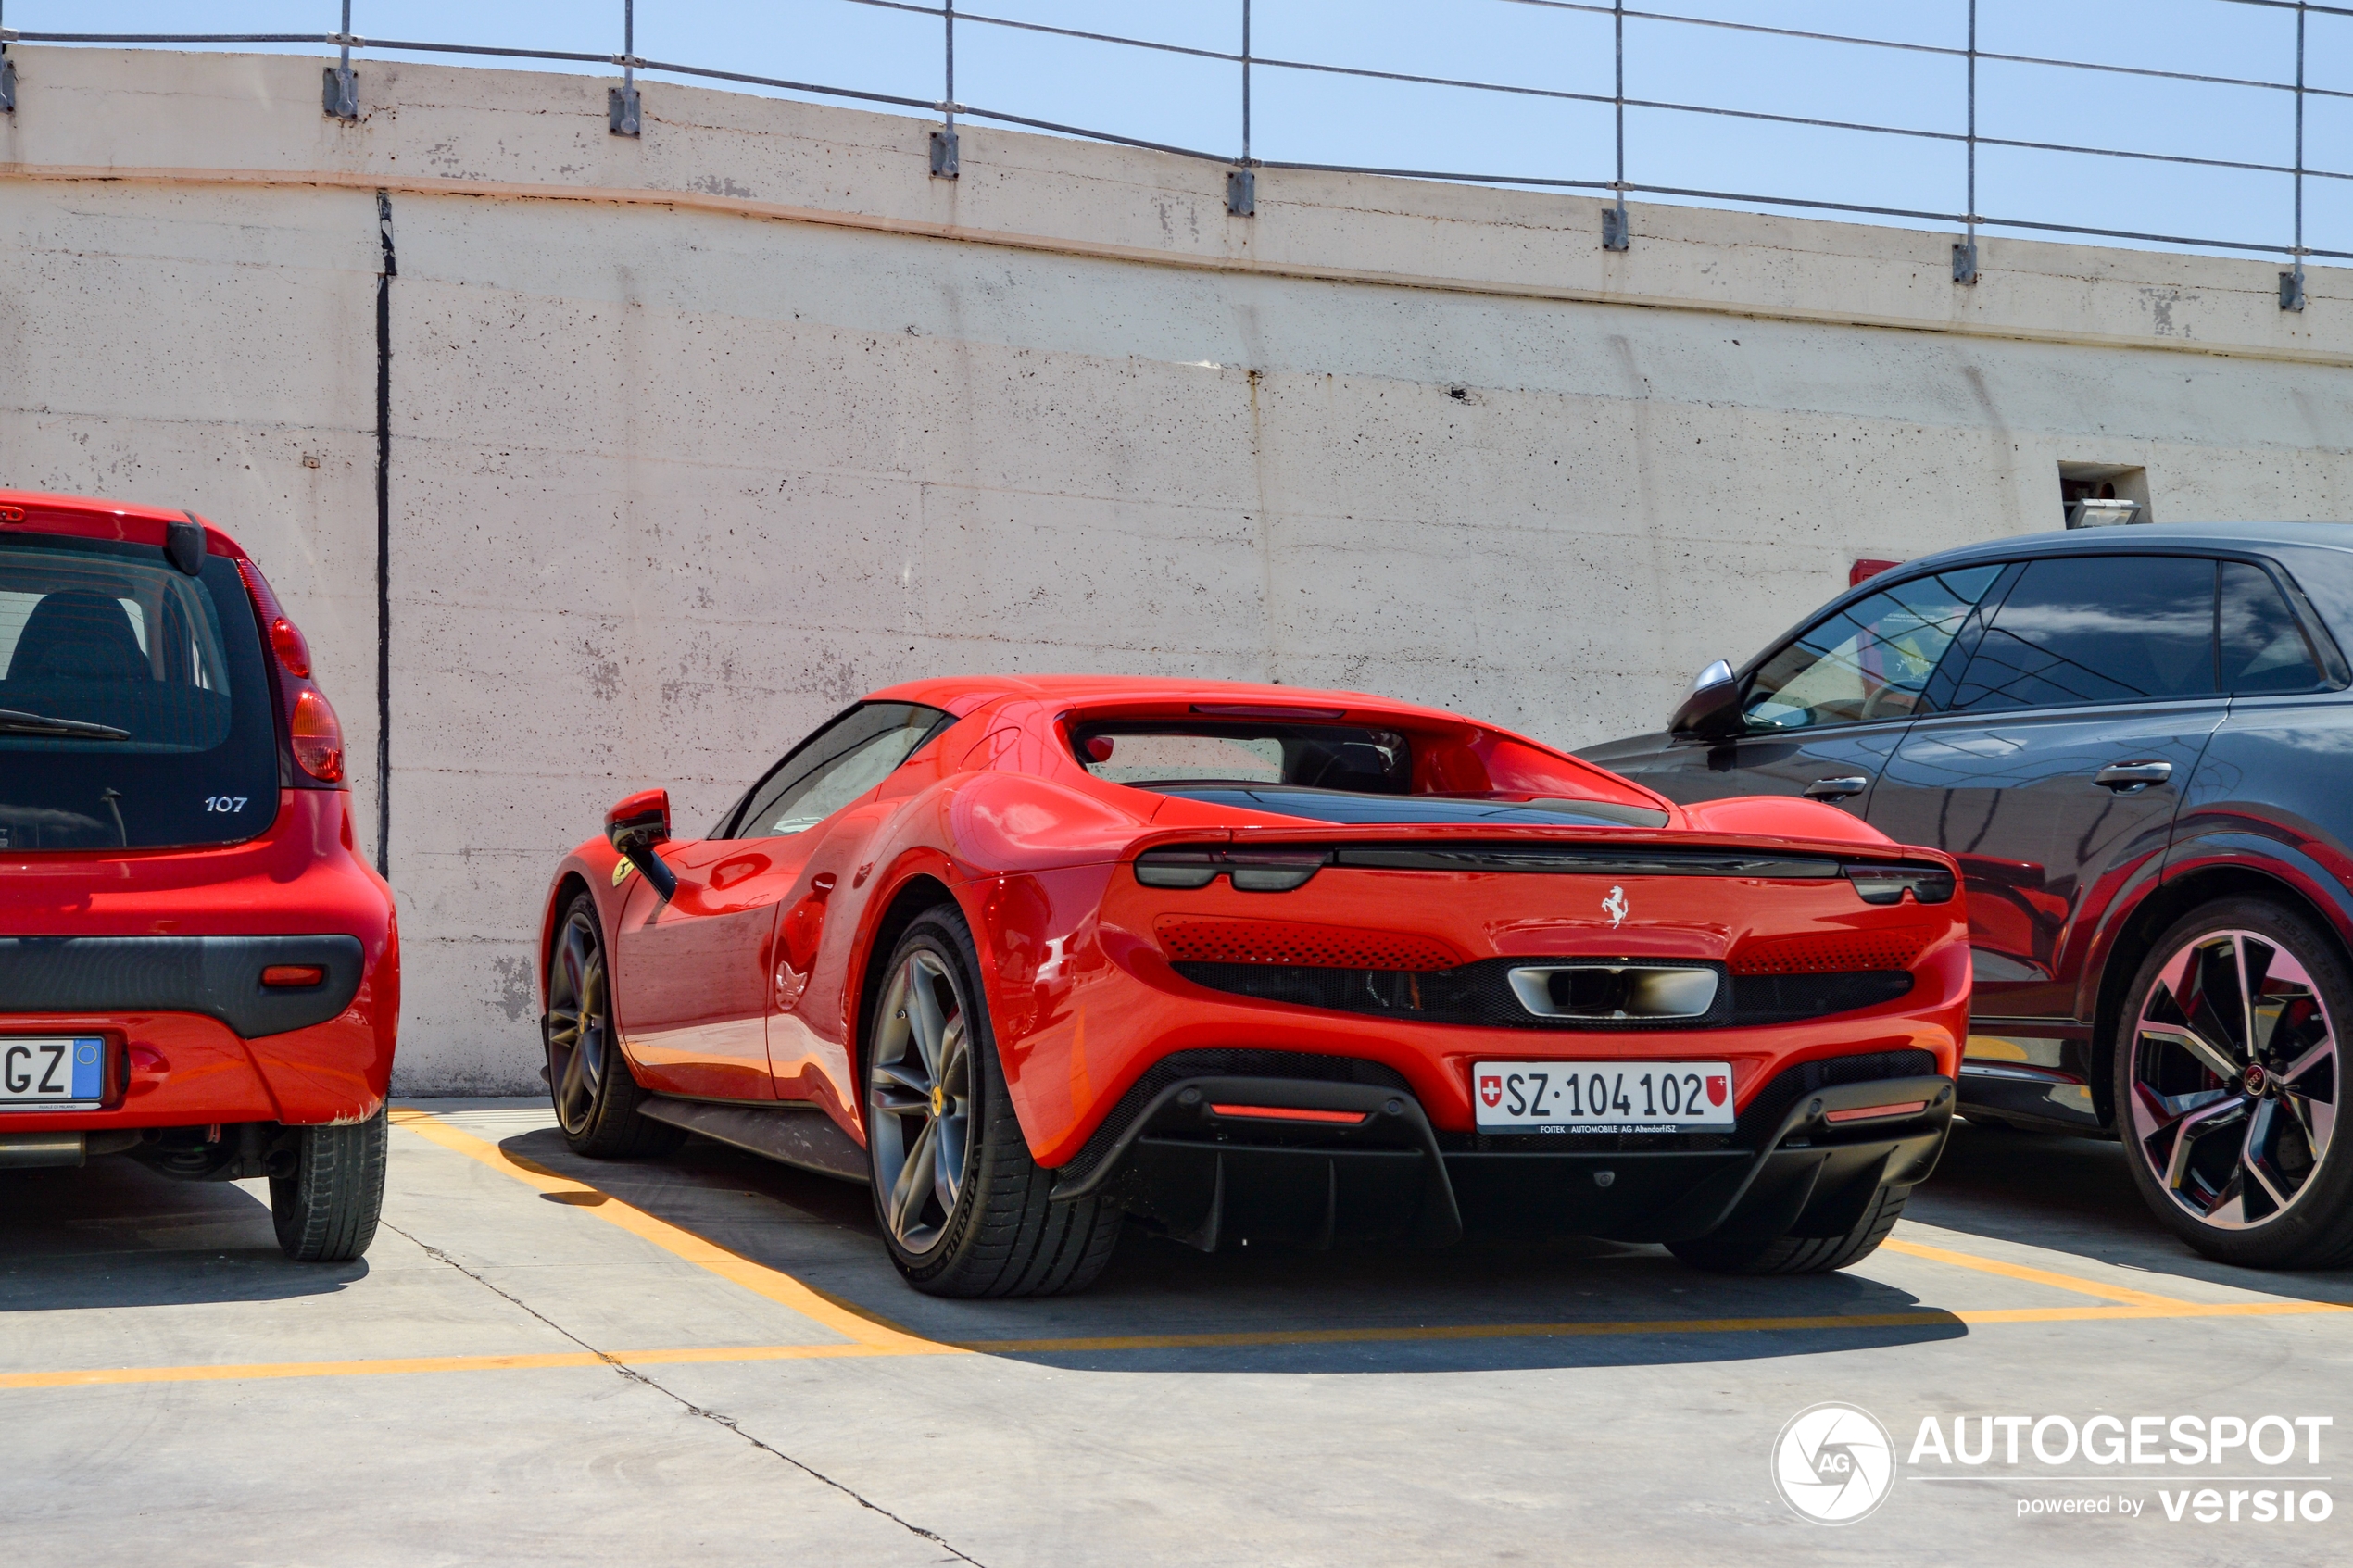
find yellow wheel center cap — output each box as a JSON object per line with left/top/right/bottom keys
{"left": 931, "top": 1085, "right": 947, "bottom": 1117}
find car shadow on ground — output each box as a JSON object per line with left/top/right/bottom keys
{"left": 0, "top": 1160, "right": 365, "bottom": 1311}
{"left": 498, "top": 1124, "right": 1970, "bottom": 1374}
{"left": 1912, "top": 1118, "right": 2353, "bottom": 1303}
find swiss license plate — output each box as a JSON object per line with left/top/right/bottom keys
{"left": 0, "top": 1037, "right": 105, "bottom": 1110}
{"left": 1473, "top": 1060, "right": 1733, "bottom": 1133}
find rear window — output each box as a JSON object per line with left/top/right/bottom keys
{"left": 1074, "top": 721, "right": 1412, "bottom": 792}
{"left": 1069, "top": 718, "right": 1669, "bottom": 827}
{"left": 0, "top": 533, "right": 279, "bottom": 850}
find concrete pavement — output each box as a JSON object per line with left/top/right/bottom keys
{"left": 4, "top": 1105, "right": 2348, "bottom": 1565}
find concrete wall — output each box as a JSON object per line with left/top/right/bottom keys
{"left": 6, "top": 46, "right": 2353, "bottom": 1092}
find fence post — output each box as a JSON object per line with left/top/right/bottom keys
{"left": 931, "top": 0, "right": 960, "bottom": 176}
{"left": 1954, "top": 0, "right": 1978, "bottom": 283}
{"left": 2284, "top": 2, "right": 2309, "bottom": 310}
{"left": 324, "top": 0, "right": 359, "bottom": 120}
{"left": 1228, "top": 0, "right": 1255, "bottom": 215}
{"left": 1604, "top": 0, "right": 1629, "bottom": 248}
{"left": 609, "top": 0, "right": 640, "bottom": 136}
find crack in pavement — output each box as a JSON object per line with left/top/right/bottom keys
{"left": 378, "top": 1220, "right": 986, "bottom": 1567}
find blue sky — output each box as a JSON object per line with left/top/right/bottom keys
{"left": 15, "top": 1, "right": 2351, "bottom": 261}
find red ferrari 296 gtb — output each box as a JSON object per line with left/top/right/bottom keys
{"left": 540, "top": 677, "right": 1967, "bottom": 1296}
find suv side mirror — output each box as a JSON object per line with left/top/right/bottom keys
{"left": 1668, "top": 659, "right": 1745, "bottom": 742}
{"left": 604, "top": 787, "right": 679, "bottom": 901}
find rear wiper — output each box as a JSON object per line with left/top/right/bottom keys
{"left": 0, "top": 708, "right": 131, "bottom": 740}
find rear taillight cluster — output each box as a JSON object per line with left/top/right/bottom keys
{"left": 1841, "top": 863, "right": 1956, "bottom": 905}
{"left": 235, "top": 558, "right": 346, "bottom": 787}
{"left": 1135, "top": 846, "right": 1331, "bottom": 892}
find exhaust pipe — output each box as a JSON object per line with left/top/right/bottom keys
{"left": 0, "top": 1133, "right": 88, "bottom": 1169}
{"left": 0, "top": 1130, "right": 141, "bottom": 1169}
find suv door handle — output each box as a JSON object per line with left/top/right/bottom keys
{"left": 1804, "top": 775, "right": 1870, "bottom": 800}
{"left": 2094, "top": 760, "right": 2173, "bottom": 791}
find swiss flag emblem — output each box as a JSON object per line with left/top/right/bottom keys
{"left": 1478, "top": 1074, "right": 1503, "bottom": 1109}
{"left": 1706, "top": 1074, "right": 1729, "bottom": 1108}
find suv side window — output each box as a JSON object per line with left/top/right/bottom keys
{"left": 1950, "top": 555, "right": 2216, "bottom": 713}
{"left": 2221, "top": 561, "right": 2326, "bottom": 694}
{"left": 1741, "top": 565, "right": 2002, "bottom": 732}
{"left": 726, "top": 703, "right": 951, "bottom": 838}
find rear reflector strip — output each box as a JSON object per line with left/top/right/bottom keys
{"left": 1823, "top": 1099, "right": 1929, "bottom": 1123}
{"left": 1730, "top": 924, "right": 1940, "bottom": 976}
{"left": 1207, "top": 1103, "right": 1368, "bottom": 1124}
{"left": 1158, "top": 916, "right": 1461, "bottom": 972}
{"left": 260, "top": 965, "right": 326, "bottom": 988}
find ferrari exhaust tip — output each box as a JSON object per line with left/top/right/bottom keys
{"left": 1506, "top": 962, "right": 1719, "bottom": 1021}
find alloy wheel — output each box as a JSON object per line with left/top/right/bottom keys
{"left": 2129, "top": 928, "right": 2339, "bottom": 1230}
{"left": 545, "top": 908, "right": 610, "bottom": 1137}
{"left": 867, "top": 948, "right": 975, "bottom": 1255}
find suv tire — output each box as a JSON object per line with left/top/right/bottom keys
{"left": 2115, "top": 897, "right": 2353, "bottom": 1269}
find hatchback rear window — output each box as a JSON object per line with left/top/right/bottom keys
{"left": 0, "top": 533, "right": 278, "bottom": 850}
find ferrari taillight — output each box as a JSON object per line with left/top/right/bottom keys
{"left": 1135, "top": 846, "right": 1330, "bottom": 892}
{"left": 1843, "top": 863, "right": 1957, "bottom": 905}
{"left": 291, "top": 688, "right": 346, "bottom": 783}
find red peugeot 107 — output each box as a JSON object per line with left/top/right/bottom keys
{"left": 0, "top": 490, "right": 396, "bottom": 1261}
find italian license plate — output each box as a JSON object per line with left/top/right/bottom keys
{"left": 1473, "top": 1060, "right": 1733, "bottom": 1133}
{"left": 0, "top": 1037, "right": 105, "bottom": 1110}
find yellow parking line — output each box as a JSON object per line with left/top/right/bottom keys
{"left": 0, "top": 1350, "right": 615, "bottom": 1389}
{"left": 388, "top": 1106, "right": 953, "bottom": 1356}
{"left": 15, "top": 1296, "right": 2350, "bottom": 1393}
{"left": 1881, "top": 1234, "right": 2193, "bottom": 1307}
{"left": 0, "top": 1342, "right": 902, "bottom": 1391}
{"left": 1953, "top": 1301, "right": 2351, "bottom": 1324}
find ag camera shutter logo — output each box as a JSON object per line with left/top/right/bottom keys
{"left": 1773, "top": 1402, "right": 1895, "bottom": 1524}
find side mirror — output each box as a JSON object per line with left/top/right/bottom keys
{"left": 604, "top": 787, "right": 679, "bottom": 901}
{"left": 1667, "top": 659, "right": 1745, "bottom": 743}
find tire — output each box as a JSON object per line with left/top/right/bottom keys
{"left": 546, "top": 889, "right": 685, "bottom": 1160}
{"left": 2113, "top": 897, "right": 2353, "bottom": 1270}
{"left": 1667, "top": 1183, "right": 1910, "bottom": 1275}
{"left": 864, "top": 907, "right": 1121, "bottom": 1298}
{"left": 271, "top": 1107, "right": 387, "bottom": 1261}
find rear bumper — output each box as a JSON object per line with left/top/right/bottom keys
{"left": 0, "top": 1004, "right": 393, "bottom": 1133}
{"left": 0, "top": 793, "right": 398, "bottom": 1132}
{"left": 973, "top": 862, "right": 1971, "bottom": 1166}
{"left": 1065, "top": 1064, "right": 1954, "bottom": 1249}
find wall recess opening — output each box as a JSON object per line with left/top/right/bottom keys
{"left": 2058, "top": 461, "right": 2151, "bottom": 528}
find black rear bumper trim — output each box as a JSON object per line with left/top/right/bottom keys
{"left": 1061, "top": 1060, "right": 1952, "bottom": 1249}
{"left": 0, "top": 935, "right": 366, "bottom": 1039}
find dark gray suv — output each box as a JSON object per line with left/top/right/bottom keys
{"left": 1581, "top": 523, "right": 2353, "bottom": 1270}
